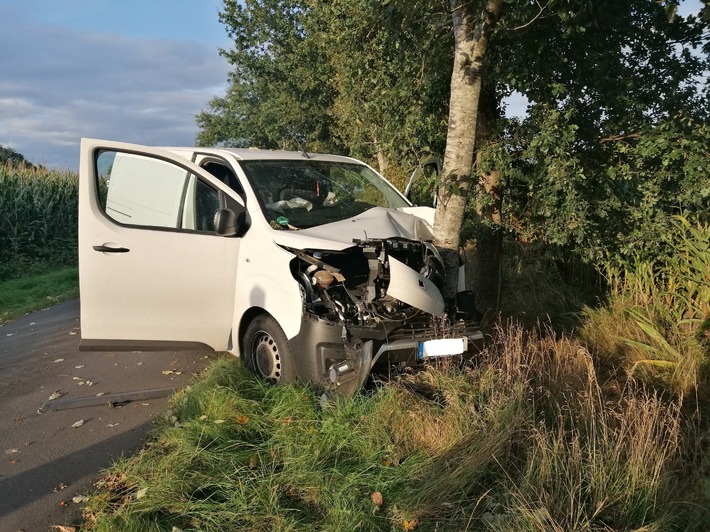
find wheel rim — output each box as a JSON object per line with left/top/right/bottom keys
{"left": 252, "top": 330, "right": 282, "bottom": 382}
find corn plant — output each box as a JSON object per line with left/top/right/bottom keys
{"left": 0, "top": 162, "right": 78, "bottom": 273}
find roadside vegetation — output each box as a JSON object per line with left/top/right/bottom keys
{"left": 81, "top": 1, "right": 709, "bottom": 529}
{"left": 2, "top": 1, "right": 707, "bottom": 528}
{"left": 82, "top": 219, "right": 709, "bottom": 530}
{"left": 0, "top": 267, "right": 79, "bottom": 322}
{"left": 0, "top": 158, "right": 79, "bottom": 321}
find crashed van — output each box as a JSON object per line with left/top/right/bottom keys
{"left": 79, "top": 139, "right": 482, "bottom": 395}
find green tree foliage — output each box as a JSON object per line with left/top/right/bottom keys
{"left": 0, "top": 145, "right": 28, "bottom": 166}
{"left": 488, "top": 0, "right": 710, "bottom": 267}
{"left": 196, "top": 0, "right": 452, "bottom": 174}
{"left": 198, "top": 0, "right": 709, "bottom": 292}
{"left": 314, "top": 0, "right": 451, "bottom": 171}
{"left": 196, "top": 0, "right": 337, "bottom": 152}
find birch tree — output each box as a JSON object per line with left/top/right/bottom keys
{"left": 432, "top": 0, "right": 503, "bottom": 309}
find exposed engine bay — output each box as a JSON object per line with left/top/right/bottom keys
{"left": 285, "top": 237, "right": 482, "bottom": 395}
{"left": 290, "top": 238, "right": 446, "bottom": 324}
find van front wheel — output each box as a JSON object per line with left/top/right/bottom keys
{"left": 243, "top": 315, "right": 295, "bottom": 384}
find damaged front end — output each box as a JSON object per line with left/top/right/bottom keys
{"left": 284, "top": 238, "right": 483, "bottom": 395}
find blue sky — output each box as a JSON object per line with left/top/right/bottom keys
{"left": 0, "top": 0, "right": 230, "bottom": 169}
{"left": 0, "top": 0, "right": 704, "bottom": 170}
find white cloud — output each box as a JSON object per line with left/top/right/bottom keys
{"left": 0, "top": 4, "right": 229, "bottom": 169}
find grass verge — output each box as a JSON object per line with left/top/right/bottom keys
{"left": 82, "top": 327, "right": 709, "bottom": 531}
{"left": 0, "top": 266, "right": 79, "bottom": 323}
{"left": 81, "top": 218, "right": 710, "bottom": 531}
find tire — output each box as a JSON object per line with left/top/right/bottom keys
{"left": 243, "top": 314, "right": 296, "bottom": 383}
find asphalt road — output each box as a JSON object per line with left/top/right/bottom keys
{"left": 0, "top": 299, "right": 219, "bottom": 531}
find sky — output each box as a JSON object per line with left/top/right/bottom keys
{"left": 0, "top": 1, "right": 704, "bottom": 171}
{"left": 0, "top": 0, "right": 231, "bottom": 169}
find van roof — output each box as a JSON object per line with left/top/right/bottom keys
{"left": 164, "top": 146, "right": 362, "bottom": 164}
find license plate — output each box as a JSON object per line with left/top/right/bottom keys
{"left": 417, "top": 337, "right": 468, "bottom": 359}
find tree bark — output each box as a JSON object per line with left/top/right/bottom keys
{"left": 373, "top": 132, "right": 389, "bottom": 174}
{"left": 433, "top": 0, "right": 503, "bottom": 311}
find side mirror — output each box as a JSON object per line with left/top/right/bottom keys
{"left": 404, "top": 157, "right": 441, "bottom": 207}
{"left": 214, "top": 208, "right": 239, "bottom": 236}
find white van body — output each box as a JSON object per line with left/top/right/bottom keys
{"left": 79, "top": 139, "right": 481, "bottom": 394}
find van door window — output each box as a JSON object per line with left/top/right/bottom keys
{"left": 96, "top": 150, "right": 219, "bottom": 233}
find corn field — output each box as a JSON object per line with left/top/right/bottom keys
{"left": 0, "top": 162, "right": 78, "bottom": 272}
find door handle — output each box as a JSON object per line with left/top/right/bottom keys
{"left": 93, "top": 245, "right": 130, "bottom": 253}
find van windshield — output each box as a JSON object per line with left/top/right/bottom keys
{"left": 238, "top": 160, "right": 409, "bottom": 229}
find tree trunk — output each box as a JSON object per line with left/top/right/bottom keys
{"left": 433, "top": 0, "right": 503, "bottom": 312}
{"left": 373, "top": 133, "right": 389, "bottom": 174}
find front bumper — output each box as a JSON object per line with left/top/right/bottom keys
{"left": 288, "top": 314, "right": 483, "bottom": 395}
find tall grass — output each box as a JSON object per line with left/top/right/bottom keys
{"left": 79, "top": 202, "right": 709, "bottom": 530}
{"left": 83, "top": 325, "right": 709, "bottom": 531}
{"left": 0, "top": 161, "right": 78, "bottom": 280}
{"left": 583, "top": 217, "right": 709, "bottom": 394}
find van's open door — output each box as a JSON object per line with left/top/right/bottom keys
{"left": 78, "top": 138, "right": 243, "bottom": 352}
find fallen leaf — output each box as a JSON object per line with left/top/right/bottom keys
{"left": 137, "top": 362, "right": 144, "bottom": 365}
{"left": 54, "top": 358, "right": 64, "bottom": 363}
{"left": 281, "top": 416, "right": 293, "bottom": 425}
{"left": 72, "top": 495, "right": 90, "bottom": 504}
{"left": 106, "top": 423, "right": 119, "bottom": 428}
{"left": 48, "top": 390, "right": 63, "bottom": 401}
{"left": 75, "top": 365, "right": 84, "bottom": 368}
{"left": 69, "top": 331, "right": 77, "bottom": 335}
{"left": 71, "top": 419, "right": 85, "bottom": 428}
{"left": 49, "top": 525, "right": 75, "bottom": 531}
{"left": 214, "top": 419, "right": 226, "bottom": 424}
{"left": 86, "top": 381, "right": 94, "bottom": 386}
{"left": 249, "top": 455, "right": 258, "bottom": 468}
{"left": 54, "top": 483, "right": 68, "bottom": 492}
{"left": 10, "top": 459, "right": 20, "bottom": 464}
{"left": 199, "top": 415, "right": 208, "bottom": 421}
{"left": 162, "top": 370, "right": 174, "bottom": 375}
{"left": 371, "top": 491, "right": 383, "bottom": 507}
{"left": 5, "top": 448, "right": 20, "bottom": 454}
{"left": 235, "top": 415, "right": 250, "bottom": 425}
{"left": 72, "top": 377, "right": 82, "bottom": 380}
{"left": 96, "top": 392, "right": 105, "bottom": 397}
{"left": 135, "top": 487, "right": 149, "bottom": 499}
{"left": 403, "top": 519, "right": 418, "bottom": 531}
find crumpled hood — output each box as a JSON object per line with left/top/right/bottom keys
{"left": 271, "top": 206, "right": 435, "bottom": 251}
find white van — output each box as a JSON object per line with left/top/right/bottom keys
{"left": 79, "top": 139, "right": 482, "bottom": 394}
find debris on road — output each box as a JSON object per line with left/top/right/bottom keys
{"left": 39, "top": 387, "right": 177, "bottom": 413}
{"left": 49, "top": 525, "right": 76, "bottom": 532}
